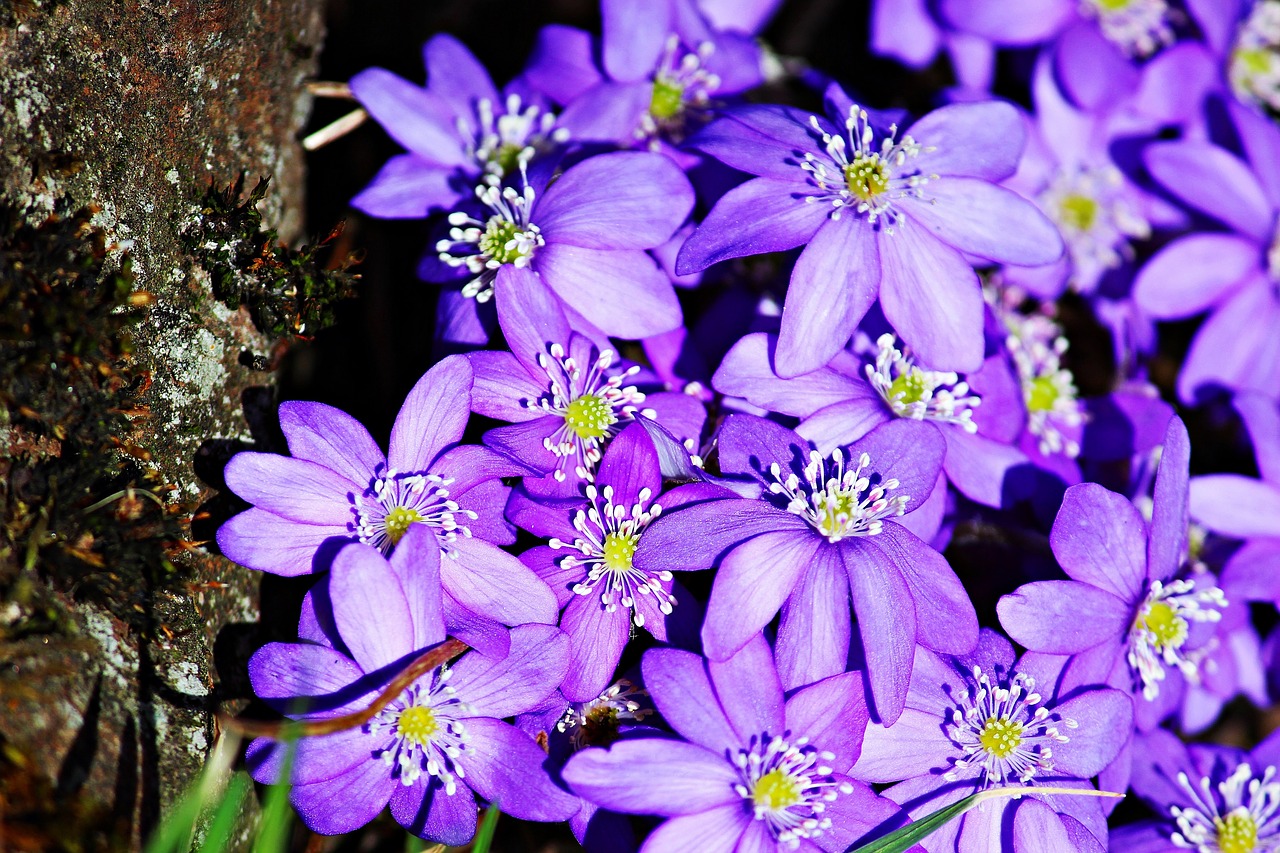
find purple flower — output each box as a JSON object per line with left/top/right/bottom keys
{"left": 635, "top": 414, "right": 978, "bottom": 723}
{"left": 562, "top": 634, "right": 908, "bottom": 852}
{"left": 244, "top": 538, "right": 578, "bottom": 842}
{"left": 350, "top": 34, "right": 568, "bottom": 219}
{"left": 1187, "top": 0, "right": 1280, "bottom": 114}
{"left": 217, "top": 357, "right": 559, "bottom": 628}
{"left": 1110, "top": 726, "right": 1280, "bottom": 851}
{"left": 425, "top": 150, "right": 693, "bottom": 341}
{"left": 1133, "top": 99, "right": 1280, "bottom": 403}
{"left": 998, "top": 416, "right": 1228, "bottom": 729}
{"left": 870, "top": 0, "right": 997, "bottom": 93}
{"left": 468, "top": 303, "right": 706, "bottom": 493}
{"left": 852, "top": 630, "right": 1133, "bottom": 853}
{"left": 677, "top": 84, "right": 1063, "bottom": 376}
{"left": 511, "top": 423, "right": 721, "bottom": 701}
{"left": 713, "top": 330, "right": 1032, "bottom": 511}
{"left": 524, "top": 0, "right": 765, "bottom": 150}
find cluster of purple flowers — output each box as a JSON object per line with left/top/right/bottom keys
{"left": 217, "top": 0, "right": 1280, "bottom": 850}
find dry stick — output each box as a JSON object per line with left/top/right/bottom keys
{"left": 218, "top": 637, "right": 469, "bottom": 739}
{"left": 306, "top": 81, "right": 354, "bottom": 99}
{"left": 303, "top": 108, "right": 368, "bottom": 151}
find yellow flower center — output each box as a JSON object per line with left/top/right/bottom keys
{"left": 397, "top": 705, "right": 438, "bottom": 745}
{"left": 601, "top": 531, "right": 638, "bottom": 572}
{"left": 752, "top": 768, "right": 803, "bottom": 811}
{"left": 564, "top": 394, "right": 615, "bottom": 440}
{"left": 1059, "top": 193, "right": 1100, "bottom": 231}
{"left": 490, "top": 142, "right": 524, "bottom": 176}
{"left": 480, "top": 217, "right": 530, "bottom": 265}
{"left": 979, "top": 716, "right": 1024, "bottom": 758}
{"left": 1094, "top": 0, "right": 1133, "bottom": 11}
{"left": 1215, "top": 810, "right": 1259, "bottom": 853}
{"left": 1139, "top": 600, "right": 1188, "bottom": 651}
{"left": 1027, "top": 376, "right": 1061, "bottom": 412}
{"left": 383, "top": 506, "right": 423, "bottom": 546}
{"left": 888, "top": 368, "right": 929, "bottom": 405}
{"left": 650, "top": 79, "right": 685, "bottom": 121}
{"left": 844, "top": 154, "right": 890, "bottom": 202}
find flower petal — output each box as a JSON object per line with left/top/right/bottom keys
{"left": 689, "top": 105, "right": 824, "bottom": 179}
{"left": 224, "top": 453, "right": 356, "bottom": 525}
{"left": 899, "top": 179, "right": 1064, "bottom": 265}
{"left": 1145, "top": 141, "right": 1274, "bottom": 242}
{"left": 278, "top": 401, "right": 384, "bottom": 486}
{"left": 351, "top": 154, "right": 465, "bottom": 219}
{"left": 217, "top": 509, "right": 347, "bottom": 576}
{"left": 776, "top": 545, "right": 852, "bottom": 691}
{"left": 391, "top": 777, "right": 476, "bottom": 846}
{"left": 1189, "top": 475, "right": 1280, "bottom": 539}
{"left": 1050, "top": 482, "right": 1148, "bottom": 600}
{"left": 843, "top": 544, "right": 915, "bottom": 725}
{"left": 443, "top": 536, "right": 558, "bottom": 625}
{"left": 908, "top": 101, "right": 1025, "bottom": 180}
{"left": 785, "top": 671, "right": 869, "bottom": 772}
{"left": 387, "top": 526, "right": 446, "bottom": 650}
{"left": 537, "top": 244, "right": 682, "bottom": 339}
{"left": 776, "top": 217, "right": 880, "bottom": 378}
{"left": 329, "top": 543, "right": 415, "bottom": 673}
{"left": 635, "top": 804, "right": 748, "bottom": 853}
{"left": 643, "top": 647, "right": 740, "bottom": 754}
{"left": 1133, "top": 233, "right": 1259, "bottom": 319}
{"left": 1147, "top": 416, "right": 1190, "bottom": 581}
{"left": 558, "top": 596, "right": 632, "bottom": 703}
{"left": 349, "top": 68, "right": 467, "bottom": 166}
{"left": 676, "top": 177, "right": 828, "bottom": 274}
{"left": 708, "top": 633, "right": 786, "bottom": 742}
{"left": 388, "top": 355, "right": 473, "bottom": 473}
{"left": 997, "top": 580, "right": 1131, "bottom": 654}
{"left": 289, "top": 756, "right": 397, "bottom": 835}
{"left": 423, "top": 34, "right": 499, "bottom": 116}
{"left": 596, "top": 423, "right": 662, "bottom": 509}
{"left": 450, "top": 624, "right": 569, "bottom": 717}
{"left": 562, "top": 739, "right": 740, "bottom": 815}
{"left": 874, "top": 524, "right": 977, "bottom": 656}
{"left": 458, "top": 717, "right": 580, "bottom": 821}
{"left": 704, "top": 531, "right": 818, "bottom": 661}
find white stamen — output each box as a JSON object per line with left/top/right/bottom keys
{"left": 1170, "top": 763, "right": 1280, "bottom": 852}
{"left": 866, "top": 333, "right": 980, "bottom": 432}
{"left": 1128, "top": 578, "right": 1227, "bottom": 701}
{"left": 353, "top": 469, "right": 477, "bottom": 557}
{"left": 366, "top": 667, "right": 475, "bottom": 792}
{"left": 1080, "top": 0, "right": 1174, "bottom": 57}
{"left": 731, "top": 733, "right": 853, "bottom": 849}
{"left": 768, "top": 445, "right": 909, "bottom": 543}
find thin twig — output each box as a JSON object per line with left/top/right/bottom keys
{"left": 218, "top": 638, "right": 468, "bottom": 739}
{"left": 306, "top": 81, "right": 354, "bottom": 99}
{"left": 303, "top": 108, "right": 368, "bottom": 151}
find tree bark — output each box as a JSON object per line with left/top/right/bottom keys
{"left": 0, "top": 0, "right": 324, "bottom": 847}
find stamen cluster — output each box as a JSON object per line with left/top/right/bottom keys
{"left": 866, "top": 333, "right": 980, "bottom": 432}
{"left": 768, "top": 446, "right": 909, "bottom": 542}
{"left": 1040, "top": 166, "right": 1150, "bottom": 284}
{"left": 550, "top": 483, "right": 674, "bottom": 626}
{"left": 436, "top": 180, "right": 543, "bottom": 301}
{"left": 1082, "top": 0, "right": 1175, "bottom": 56}
{"left": 731, "top": 733, "right": 854, "bottom": 848}
{"left": 1001, "top": 306, "right": 1085, "bottom": 457}
{"left": 462, "top": 93, "right": 568, "bottom": 182}
{"left": 944, "top": 666, "right": 1076, "bottom": 787}
{"left": 367, "top": 667, "right": 475, "bottom": 792}
{"left": 530, "top": 344, "right": 655, "bottom": 482}
{"left": 1171, "top": 764, "right": 1280, "bottom": 853}
{"left": 799, "top": 106, "right": 932, "bottom": 230}
{"left": 640, "top": 36, "right": 720, "bottom": 143}
{"left": 1231, "top": 0, "right": 1280, "bottom": 111}
{"left": 556, "top": 680, "right": 653, "bottom": 750}
{"left": 354, "top": 469, "right": 477, "bottom": 555}
{"left": 1128, "top": 578, "right": 1228, "bottom": 700}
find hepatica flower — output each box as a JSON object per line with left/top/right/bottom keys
{"left": 563, "top": 635, "right": 908, "bottom": 852}
{"left": 635, "top": 414, "right": 978, "bottom": 722}
{"left": 513, "top": 424, "right": 719, "bottom": 701}
{"left": 217, "top": 356, "right": 558, "bottom": 628}
{"left": 678, "top": 84, "right": 1062, "bottom": 376}
{"left": 852, "top": 631, "right": 1133, "bottom": 853}
{"left": 1111, "top": 727, "right": 1280, "bottom": 853}
{"left": 245, "top": 541, "right": 578, "bottom": 843}
{"left": 998, "top": 417, "right": 1228, "bottom": 728}
{"left": 350, "top": 34, "right": 569, "bottom": 219}
{"left": 426, "top": 150, "right": 693, "bottom": 340}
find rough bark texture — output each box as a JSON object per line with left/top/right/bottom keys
{"left": 0, "top": 0, "right": 324, "bottom": 848}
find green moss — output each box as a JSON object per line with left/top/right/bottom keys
{"left": 0, "top": 202, "right": 184, "bottom": 637}
{"left": 183, "top": 173, "right": 359, "bottom": 340}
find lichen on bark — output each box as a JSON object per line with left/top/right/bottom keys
{"left": 0, "top": 0, "right": 326, "bottom": 847}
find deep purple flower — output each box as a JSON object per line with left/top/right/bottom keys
{"left": 562, "top": 634, "right": 907, "bottom": 852}
{"left": 998, "top": 416, "right": 1228, "bottom": 729}
{"left": 1133, "top": 99, "right": 1280, "bottom": 403}
{"left": 870, "top": 0, "right": 996, "bottom": 94}
{"left": 1110, "top": 726, "right": 1280, "bottom": 851}
{"left": 635, "top": 414, "right": 978, "bottom": 723}
{"left": 523, "top": 0, "right": 765, "bottom": 151}
{"left": 852, "top": 630, "right": 1132, "bottom": 853}
{"left": 466, "top": 282, "right": 706, "bottom": 493}
{"left": 1187, "top": 0, "right": 1280, "bottom": 115}
{"left": 511, "top": 423, "right": 721, "bottom": 701}
{"left": 423, "top": 150, "right": 693, "bottom": 341}
{"left": 350, "top": 34, "right": 568, "bottom": 219}
{"left": 677, "top": 84, "right": 1063, "bottom": 376}
{"left": 217, "top": 357, "right": 558, "bottom": 628}
{"left": 244, "top": 538, "right": 578, "bottom": 842}
{"left": 713, "top": 330, "right": 1030, "bottom": 512}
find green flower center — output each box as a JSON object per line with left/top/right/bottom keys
{"left": 1059, "top": 193, "right": 1099, "bottom": 231}
{"left": 1139, "top": 600, "right": 1188, "bottom": 650}
{"left": 979, "top": 716, "right": 1024, "bottom": 758}
{"left": 489, "top": 142, "right": 525, "bottom": 176}
{"left": 844, "top": 154, "right": 890, "bottom": 202}
{"left": 383, "top": 506, "right": 423, "bottom": 546}
{"left": 397, "top": 705, "right": 438, "bottom": 745}
{"left": 650, "top": 78, "right": 685, "bottom": 121}
{"left": 1215, "top": 810, "right": 1259, "bottom": 853}
{"left": 888, "top": 368, "right": 930, "bottom": 405}
{"left": 480, "top": 217, "right": 532, "bottom": 265}
{"left": 1026, "top": 376, "right": 1061, "bottom": 412}
{"left": 580, "top": 705, "right": 622, "bottom": 747}
{"left": 564, "top": 394, "right": 615, "bottom": 440}
{"left": 752, "top": 768, "right": 803, "bottom": 811}
{"left": 601, "top": 531, "right": 639, "bottom": 573}
{"left": 1094, "top": 0, "right": 1133, "bottom": 11}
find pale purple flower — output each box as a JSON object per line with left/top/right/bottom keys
{"left": 852, "top": 630, "right": 1133, "bottom": 853}
{"left": 562, "top": 635, "right": 908, "bottom": 852}
{"left": 635, "top": 414, "right": 978, "bottom": 723}
{"left": 217, "top": 356, "right": 559, "bottom": 629}
{"left": 677, "top": 83, "right": 1063, "bottom": 376}
{"left": 244, "top": 539, "right": 578, "bottom": 843}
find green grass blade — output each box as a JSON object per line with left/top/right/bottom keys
{"left": 143, "top": 781, "right": 211, "bottom": 853}
{"left": 196, "top": 774, "right": 251, "bottom": 853}
{"left": 252, "top": 726, "right": 299, "bottom": 853}
{"left": 845, "top": 786, "right": 1124, "bottom": 853}
{"left": 469, "top": 805, "right": 501, "bottom": 853}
